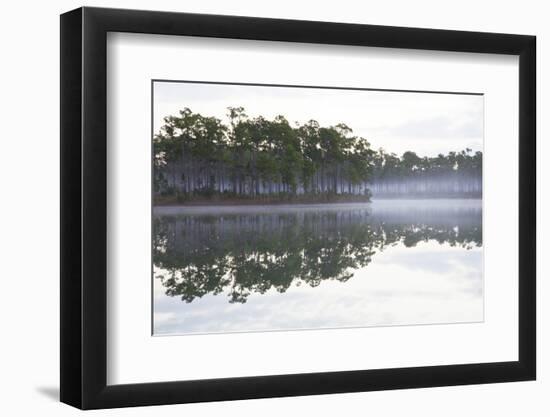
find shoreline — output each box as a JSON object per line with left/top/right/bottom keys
{"left": 153, "top": 198, "right": 482, "bottom": 215}
{"left": 153, "top": 195, "right": 372, "bottom": 207}
{"left": 153, "top": 194, "right": 481, "bottom": 207}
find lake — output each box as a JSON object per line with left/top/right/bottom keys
{"left": 153, "top": 199, "right": 483, "bottom": 335}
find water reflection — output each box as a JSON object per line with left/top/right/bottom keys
{"left": 153, "top": 200, "right": 482, "bottom": 326}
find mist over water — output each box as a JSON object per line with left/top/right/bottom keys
{"left": 153, "top": 199, "right": 482, "bottom": 335}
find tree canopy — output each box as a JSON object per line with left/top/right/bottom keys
{"left": 154, "top": 107, "right": 482, "bottom": 202}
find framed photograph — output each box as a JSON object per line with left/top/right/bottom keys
{"left": 60, "top": 6, "right": 536, "bottom": 409}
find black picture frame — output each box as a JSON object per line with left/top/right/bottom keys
{"left": 60, "top": 6, "right": 536, "bottom": 410}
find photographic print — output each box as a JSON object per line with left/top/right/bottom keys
{"left": 152, "top": 81, "right": 483, "bottom": 336}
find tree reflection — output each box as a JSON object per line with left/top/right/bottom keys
{"left": 153, "top": 207, "right": 482, "bottom": 304}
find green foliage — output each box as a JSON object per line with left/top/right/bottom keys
{"left": 370, "top": 148, "right": 482, "bottom": 180}
{"left": 154, "top": 108, "right": 379, "bottom": 199}
{"left": 154, "top": 107, "right": 483, "bottom": 200}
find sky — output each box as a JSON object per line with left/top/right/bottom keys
{"left": 153, "top": 81, "right": 484, "bottom": 157}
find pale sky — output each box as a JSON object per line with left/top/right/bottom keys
{"left": 153, "top": 81, "right": 483, "bottom": 157}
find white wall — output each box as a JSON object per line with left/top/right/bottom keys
{"left": 0, "top": 0, "right": 545, "bottom": 415}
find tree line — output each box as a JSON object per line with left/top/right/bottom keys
{"left": 154, "top": 107, "right": 482, "bottom": 202}
{"left": 370, "top": 148, "right": 482, "bottom": 196}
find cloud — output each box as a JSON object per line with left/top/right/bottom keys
{"left": 374, "top": 115, "right": 482, "bottom": 140}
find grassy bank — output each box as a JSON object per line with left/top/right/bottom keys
{"left": 153, "top": 192, "right": 372, "bottom": 206}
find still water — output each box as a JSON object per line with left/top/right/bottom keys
{"left": 153, "top": 200, "right": 483, "bottom": 335}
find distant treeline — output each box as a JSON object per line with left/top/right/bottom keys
{"left": 153, "top": 107, "right": 482, "bottom": 203}
{"left": 370, "top": 150, "right": 482, "bottom": 197}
